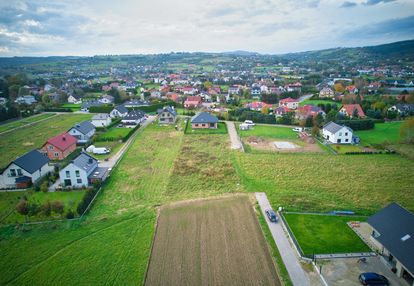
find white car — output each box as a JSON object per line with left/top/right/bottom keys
{"left": 244, "top": 120, "right": 255, "bottom": 126}
{"left": 292, "top": 127, "right": 303, "bottom": 132}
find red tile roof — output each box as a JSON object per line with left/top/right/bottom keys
{"left": 279, "top": 97, "right": 299, "bottom": 103}
{"left": 341, "top": 104, "right": 365, "bottom": 118}
{"left": 45, "top": 132, "right": 77, "bottom": 151}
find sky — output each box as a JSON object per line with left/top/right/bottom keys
{"left": 0, "top": 0, "right": 413, "bottom": 56}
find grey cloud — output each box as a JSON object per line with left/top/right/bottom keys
{"left": 341, "top": 1, "right": 357, "bottom": 8}
{"left": 363, "top": 0, "right": 396, "bottom": 6}
{"left": 256, "top": 22, "right": 306, "bottom": 36}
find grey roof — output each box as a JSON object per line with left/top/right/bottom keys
{"left": 114, "top": 104, "right": 128, "bottom": 114}
{"left": 81, "top": 100, "right": 103, "bottom": 109}
{"left": 158, "top": 106, "right": 177, "bottom": 117}
{"left": 394, "top": 103, "right": 414, "bottom": 112}
{"left": 92, "top": 113, "right": 110, "bottom": 120}
{"left": 71, "top": 121, "right": 95, "bottom": 135}
{"left": 72, "top": 152, "right": 98, "bottom": 174}
{"left": 13, "top": 149, "right": 49, "bottom": 174}
{"left": 191, "top": 112, "right": 219, "bottom": 124}
{"left": 323, "top": 121, "right": 352, "bottom": 133}
{"left": 124, "top": 100, "right": 149, "bottom": 107}
{"left": 368, "top": 203, "right": 414, "bottom": 274}
{"left": 88, "top": 167, "right": 109, "bottom": 180}
{"left": 123, "top": 110, "right": 146, "bottom": 120}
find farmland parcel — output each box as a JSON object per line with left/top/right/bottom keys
{"left": 145, "top": 195, "right": 280, "bottom": 286}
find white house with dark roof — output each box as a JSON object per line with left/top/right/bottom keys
{"left": 0, "top": 150, "right": 53, "bottom": 189}
{"left": 122, "top": 110, "right": 146, "bottom": 127}
{"left": 322, "top": 121, "right": 353, "bottom": 144}
{"left": 68, "top": 121, "right": 96, "bottom": 144}
{"left": 367, "top": 203, "right": 414, "bottom": 285}
{"left": 157, "top": 106, "right": 177, "bottom": 124}
{"left": 91, "top": 114, "right": 111, "bottom": 127}
{"left": 110, "top": 105, "right": 129, "bottom": 118}
{"left": 59, "top": 152, "right": 108, "bottom": 188}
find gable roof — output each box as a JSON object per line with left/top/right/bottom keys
{"left": 123, "top": 110, "right": 146, "bottom": 120}
{"left": 185, "top": 96, "right": 202, "bottom": 102}
{"left": 70, "top": 121, "right": 95, "bottom": 135}
{"left": 92, "top": 113, "right": 110, "bottom": 120}
{"left": 113, "top": 104, "right": 128, "bottom": 114}
{"left": 44, "top": 132, "right": 77, "bottom": 151}
{"left": 191, "top": 112, "right": 218, "bottom": 124}
{"left": 323, "top": 121, "right": 352, "bottom": 134}
{"left": 13, "top": 150, "right": 50, "bottom": 174}
{"left": 368, "top": 203, "right": 414, "bottom": 275}
{"left": 71, "top": 152, "right": 97, "bottom": 174}
{"left": 81, "top": 100, "right": 103, "bottom": 109}
{"left": 341, "top": 104, "right": 365, "bottom": 117}
{"left": 158, "top": 106, "right": 177, "bottom": 117}
{"left": 280, "top": 97, "right": 299, "bottom": 103}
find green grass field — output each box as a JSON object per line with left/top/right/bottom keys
{"left": 91, "top": 141, "right": 124, "bottom": 160}
{"left": 284, "top": 214, "right": 370, "bottom": 255}
{"left": 96, "top": 127, "right": 130, "bottom": 141}
{"left": 234, "top": 152, "right": 414, "bottom": 215}
{"left": 61, "top": 103, "right": 81, "bottom": 111}
{"left": 0, "top": 113, "right": 56, "bottom": 133}
{"left": 185, "top": 121, "right": 227, "bottom": 134}
{"left": 0, "top": 114, "right": 92, "bottom": 169}
{"left": 299, "top": 99, "right": 338, "bottom": 107}
{"left": 356, "top": 121, "right": 402, "bottom": 145}
{"left": 238, "top": 124, "right": 298, "bottom": 139}
{"left": 332, "top": 144, "right": 364, "bottom": 154}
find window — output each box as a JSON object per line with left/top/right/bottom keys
{"left": 17, "top": 169, "right": 22, "bottom": 176}
{"left": 66, "top": 171, "right": 70, "bottom": 178}
{"left": 54, "top": 152, "right": 59, "bottom": 157}
{"left": 49, "top": 145, "right": 54, "bottom": 150}
{"left": 10, "top": 169, "right": 16, "bottom": 177}
{"left": 345, "top": 132, "right": 348, "bottom": 136}
{"left": 75, "top": 170, "right": 80, "bottom": 177}
{"left": 77, "top": 179, "right": 82, "bottom": 184}
{"left": 195, "top": 124, "right": 198, "bottom": 127}
{"left": 202, "top": 124, "right": 206, "bottom": 127}
{"left": 339, "top": 132, "right": 342, "bottom": 136}
{"left": 345, "top": 139, "right": 349, "bottom": 142}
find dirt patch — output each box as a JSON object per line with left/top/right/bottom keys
{"left": 22, "top": 142, "right": 34, "bottom": 146}
{"left": 245, "top": 137, "right": 324, "bottom": 153}
{"left": 145, "top": 195, "right": 281, "bottom": 286}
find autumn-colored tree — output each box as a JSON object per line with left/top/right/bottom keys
{"left": 203, "top": 81, "right": 213, "bottom": 90}
{"left": 334, "top": 83, "right": 345, "bottom": 93}
{"left": 51, "top": 201, "right": 65, "bottom": 217}
{"left": 311, "top": 126, "right": 320, "bottom": 137}
{"left": 261, "top": 106, "right": 269, "bottom": 114}
{"left": 400, "top": 117, "right": 414, "bottom": 143}
{"left": 373, "top": 101, "right": 386, "bottom": 111}
{"left": 16, "top": 199, "right": 29, "bottom": 221}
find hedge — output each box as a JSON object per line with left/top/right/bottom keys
{"left": 44, "top": 108, "right": 73, "bottom": 112}
{"left": 336, "top": 119, "right": 375, "bottom": 130}
{"left": 132, "top": 101, "right": 177, "bottom": 113}
{"left": 122, "top": 124, "right": 140, "bottom": 142}
{"left": 89, "top": 105, "right": 114, "bottom": 113}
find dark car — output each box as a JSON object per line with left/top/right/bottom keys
{"left": 265, "top": 209, "right": 278, "bottom": 223}
{"left": 359, "top": 272, "right": 389, "bottom": 285}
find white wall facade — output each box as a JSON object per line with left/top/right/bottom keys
{"left": 322, "top": 126, "right": 353, "bottom": 144}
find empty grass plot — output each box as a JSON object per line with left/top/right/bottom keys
{"left": 145, "top": 195, "right": 281, "bottom": 286}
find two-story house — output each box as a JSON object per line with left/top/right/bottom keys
{"left": 322, "top": 121, "right": 353, "bottom": 144}
{"left": 91, "top": 114, "right": 111, "bottom": 127}
{"left": 157, "top": 106, "right": 177, "bottom": 124}
{"left": 41, "top": 132, "right": 77, "bottom": 160}
{"left": 68, "top": 121, "right": 96, "bottom": 144}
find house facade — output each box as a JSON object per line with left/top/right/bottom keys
{"left": 91, "top": 113, "right": 111, "bottom": 127}
{"left": 191, "top": 112, "right": 218, "bottom": 129}
{"left": 184, "top": 96, "right": 202, "bottom": 108}
{"left": 279, "top": 97, "right": 299, "bottom": 110}
{"left": 122, "top": 110, "right": 146, "bottom": 127}
{"left": 59, "top": 152, "right": 107, "bottom": 188}
{"left": 67, "top": 94, "right": 82, "bottom": 104}
{"left": 110, "top": 105, "right": 129, "bottom": 118}
{"left": 322, "top": 121, "right": 353, "bottom": 144}
{"left": 319, "top": 87, "right": 334, "bottom": 98}
{"left": 68, "top": 121, "right": 96, "bottom": 144}
{"left": 0, "top": 150, "right": 53, "bottom": 189}
{"left": 158, "top": 106, "right": 177, "bottom": 124}
{"left": 339, "top": 104, "right": 366, "bottom": 118}
{"left": 367, "top": 203, "right": 414, "bottom": 286}
{"left": 41, "top": 132, "right": 77, "bottom": 160}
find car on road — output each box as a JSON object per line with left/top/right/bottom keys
{"left": 292, "top": 127, "right": 303, "bottom": 132}
{"left": 265, "top": 209, "right": 278, "bottom": 223}
{"left": 358, "top": 272, "right": 389, "bottom": 285}
{"left": 244, "top": 120, "right": 255, "bottom": 126}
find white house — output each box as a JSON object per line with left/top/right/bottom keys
{"left": 110, "top": 105, "right": 129, "bottom": 118}
{"left": 279, "top": 97, "right": 299, "bottom": 110}
{"left": 322, "top": 121, "right": 353, "bottom": 144}
{"left": 67, "top": 94, "right": 82, "bottom": 104}
{"left": 157, "top": 106, "right": 177, "bottom": 124}
{"left": 15, "top": 95, "right": 37, "bottom": 105}
{"left": 59, "top": 152, "right": 107, "bottom": 188}
{"left": 68, "top": 121, "right": 96, "bottom": 144}
{"left": 91, "top": 114, "right": 111, "bottom": 127}
{"left": 319, "top": 87, "right": 334, "bottom": 98}
{"left": 0, "top": 150, "right": 53, "bottom": 189}
{"left": 99, "top": 95, "right": 114, "bottom": 104}
{"left": 122, "top": 110, "right": 146, "bottom": 127}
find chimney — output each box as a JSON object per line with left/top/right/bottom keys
{"left": 62, "top": 136, "right": 66, "bottom": 141}
{"left": 89, "top": 158, "right": 93, "bottom": 164}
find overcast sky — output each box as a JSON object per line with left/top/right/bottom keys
{"left": 0, "top": 0, "right": 413, "bottom": 56}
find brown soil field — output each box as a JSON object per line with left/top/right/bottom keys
{"left": 145, "top": 195, "right": 281, "bottom": 286}
{"left": 245, "top": 137, "right": 324, "bottom": 153}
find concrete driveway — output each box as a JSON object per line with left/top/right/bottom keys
{"left": 256, "top": 192, "right": 311, "bottom": 286}
{"left": 225, "top": 121, "right": 244, "bottom": 151}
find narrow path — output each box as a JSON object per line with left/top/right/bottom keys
{"left": 0, "top": 113, "right": 59, "bottom": 136}
{"left": 255, "top": 192, "right": 310, "bottom": 286}
{"left": 225, "top": 121, "right": 244, "bottom": 151}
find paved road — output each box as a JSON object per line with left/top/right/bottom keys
{"left": 225, "top": 121, "right": 244, "bottom": 151}
{"left": 298, "top": 94, "right": 313, "bottom": 102}
{"left": 255, "top": 192, "right": 310, "bottom": 286}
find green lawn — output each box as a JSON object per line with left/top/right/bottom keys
{"left": 234, "top": 152, "right": 414, "bottom": 215}
{"left": 0, "top": 114, "right": 92, "bottom": 169}
{"left": 238, "top": 124, "right": 298, "bottom": 139}
{"left": 356, "top": 121, "right": 402, "bottom": 145}
{"left": 284, "top": 214, "right": 370, "bottom": 255}
{"left": 96, "top": 127, "right": 130, "bottom": 141}
{"left": 299, "top": 99, "right": 338, "bottom": 107}
{"left": 61, "top": 103, "right": 81, "bottom": 111}
{"left": 0, "top": 113, "right": 56, "bottom": 133}
{"left": 332, "top": 144, "right": 364, "bottom": 154}
{"left": 91, "top": 141, "right": 124, "bottom": 161}
{"left": 0, "top": 190, "right": 85, "bottom": 225}
{"left": 185, "top": 121, "right": 227, "bottom": 134}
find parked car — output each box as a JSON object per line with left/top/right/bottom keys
{"left": 359, "top": 272, "right": 389, "bottom": 285}
{"left": 92, "top": 147, "right": 110, "bottom": 155}
{"left": 265, "top": 209, "right": 278, "bottom": 223}
{"left": 292, "top": 127, "right": 303, "bottom": 132}
{"left": 244, "top": 120, "right": 255, "bottom": 126}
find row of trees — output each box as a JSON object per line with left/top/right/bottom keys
{"left": 15, "top": 198, "right": 75, "bottom": 221}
